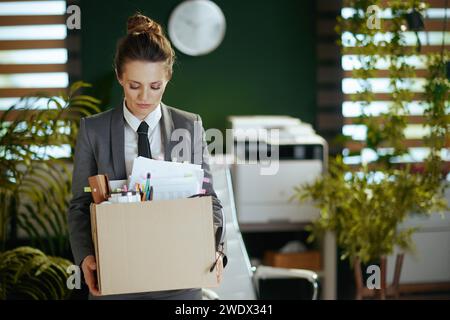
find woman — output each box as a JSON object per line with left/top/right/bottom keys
{"left": 68, "top": 13, "right": 226, "bottom": 300}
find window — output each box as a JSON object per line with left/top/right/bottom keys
{"left": 0, "top": 0, "right": 71, "bottom": 158}
{"left": 340, "top": 1, "right": 449, "bottom": 167}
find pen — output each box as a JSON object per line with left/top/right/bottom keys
{"left": 136, "top": 183, "right": 143, "bottom": 202}
{"left": 141, "top": 187, "right": 145, "bottom": 202}
{"left": 149, "top": 186, "right": 154, "bottom": 201}
{"left": 145, "top": 172, "right": 151, "bottom": 201}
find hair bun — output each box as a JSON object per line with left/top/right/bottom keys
{"left": 127, "top": 13, "right": 162, "bottom": 35}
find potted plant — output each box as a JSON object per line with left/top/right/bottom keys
{"left": 294, "top": 154, "right": 448, "bottom": 299}
{"left": 293, "top": 0, "right": 449, "bottom": 299}
{"left": 0, "top": 82, "right": 100, "bottom": 299}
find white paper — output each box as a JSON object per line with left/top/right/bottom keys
{"left": 148, "top": 176, "right": 201, "bottom": 200}
{"left": 128, "top": 157, "right": 204, "bottom": 199}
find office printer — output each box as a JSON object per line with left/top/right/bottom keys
{"left": 228, "top": 115, "right": 328, "bottom": 226}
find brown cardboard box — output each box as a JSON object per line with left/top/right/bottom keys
{"left": 263, "top": 251, "right": 322, "bottom": 271}
{"left": 90, "top": 196, "right": 218, "bottom": 296}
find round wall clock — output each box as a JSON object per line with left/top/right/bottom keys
{"left": 168, "top": 0, "right": 226, "bottom": 56}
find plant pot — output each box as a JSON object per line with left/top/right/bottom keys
{"left": 354, "top": 253, "right": 404, "bottom": 300}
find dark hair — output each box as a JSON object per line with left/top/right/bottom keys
{"left": 114, "top": 13, "right": 175, "bottom": 78}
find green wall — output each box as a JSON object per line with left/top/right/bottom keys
{"left": 80, "top": 0, "right": 316, "bottom": 131}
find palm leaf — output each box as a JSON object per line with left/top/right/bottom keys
{"left": 0, "top": 246, "right": 72, "bottom": 300}
{"left": 0, "top": 81, "right": 101, "bottom": 255}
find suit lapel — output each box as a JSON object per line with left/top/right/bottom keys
{"left": 110, "top": 104, "right": 127, "bottom": 179}
{"left": 160, "top": 102, "right": 175, "bottom": 161}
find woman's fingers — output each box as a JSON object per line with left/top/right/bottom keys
{"left": 82, "top": 256, "right": 101, "bottom": 296}
{"left": 85, "top": 270, "right": 100, "bottom": 295}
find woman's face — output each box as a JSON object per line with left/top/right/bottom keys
{"left": 117, "top": 60, "right": 170, "bottom": 120}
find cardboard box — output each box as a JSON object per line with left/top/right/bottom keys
{"left": 90, "top": 196, "right": 218, "bottom": 296}
{"left": 263, "top": 251, "right": 322, "bottom": 271}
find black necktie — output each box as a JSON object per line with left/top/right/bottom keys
{"left": 137, "top": 121, "right": 152, "bottom": 159}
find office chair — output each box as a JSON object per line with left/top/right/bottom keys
{"left": 203, "top": 158, "right": 320, "bottom": 300}
{"left": 253, "top": 266, "right": 319, "bottom": 300}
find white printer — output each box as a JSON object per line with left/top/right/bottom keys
{"left": 228, "top": 115, "right": 328, "bottom": 226}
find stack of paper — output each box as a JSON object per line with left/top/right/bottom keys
{"left": 128, "top": 157, "right": 204, "bottom": 200}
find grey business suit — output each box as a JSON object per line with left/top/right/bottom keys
{"left": 68, "top": 102, "right": 226, "bottom": 300}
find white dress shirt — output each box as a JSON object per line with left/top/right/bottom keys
{"left": 123, "top": 99, "right": 164, "bottom": 179}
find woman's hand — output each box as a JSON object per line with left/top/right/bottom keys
{"left": 215, "top": 252, "right": 224, "bottom": 284}
{"left": 81, "top": 255, "right": 100, "bottom": 296}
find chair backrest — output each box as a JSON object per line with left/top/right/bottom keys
{"left": 209, "top": 159, "right": 257, "bottom": 299}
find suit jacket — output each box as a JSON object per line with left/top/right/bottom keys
{"left": 67, "top": 102, "right": 226, "bottom": 298}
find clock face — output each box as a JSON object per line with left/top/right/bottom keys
{"left": 168, "top": 0, "right": 226, "bottom": 56}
